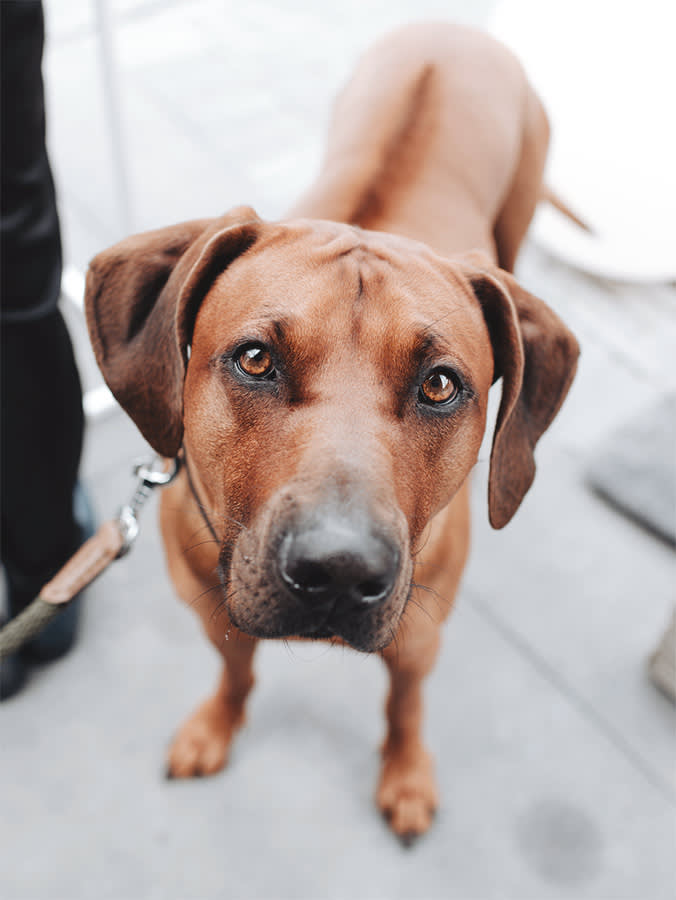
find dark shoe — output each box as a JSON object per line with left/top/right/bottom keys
{"left": 5, "top": 482, "right": 96, "bottom": 664}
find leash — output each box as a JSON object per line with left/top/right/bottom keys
{"left": 0, "top": 456, "right": 180, "bottom": 660}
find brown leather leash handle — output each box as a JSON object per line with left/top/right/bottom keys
{"left": 0, "top": 521, "right": 124, "bottom": 659}
{"left": 0, "top": 456, "right": 180, "bottom": 661}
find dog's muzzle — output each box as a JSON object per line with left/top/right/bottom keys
{"left": 224, "top": 497, "right": 409, "bottom": 651}
{"left": 277, "top": 511, "right": 400, "bottom": 623}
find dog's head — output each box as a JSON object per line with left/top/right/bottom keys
{"left": 86, "top": 207, "right": 578, "bottom": 651}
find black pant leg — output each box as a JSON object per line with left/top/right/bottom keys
{"left": 1, "top": 0, "right": 63, "bottom": 322}
{"left": 0, "top": 312, "right": 84, "bottom": 573}
{"left": 1, "top": 1, "right": 85, "bottom": 577}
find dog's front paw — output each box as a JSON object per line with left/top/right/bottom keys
{"left": 166, "top": 693, "right": 243, "bottom": 778}
{"left": 377, "top": 741, "right": 438, "bottom": 845}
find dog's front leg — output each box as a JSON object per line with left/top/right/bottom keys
{"left": 160, "top": 480, "right": 258, "bottom": 778}
{"left": 167, "top": 629, "right": 258, "bottom": 778}
{"left": 377, "top": 615, "right": 441, "bottom": 844}
{"left": 377, "top": 495, "right": 469, "bottom": 842}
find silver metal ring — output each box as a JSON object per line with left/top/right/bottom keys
{"left": 132, "top": 456, "right": 180, "bottom": 488}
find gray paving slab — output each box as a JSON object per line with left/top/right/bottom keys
{"left": 467, "top": 447, "right": 676, "bottom": 795}
{"left": 2, "top": 0, "right": 675, "bottom": 898}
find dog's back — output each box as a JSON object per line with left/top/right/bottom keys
{"left": 294, "top": 23, "right": 549, "bottom": 267}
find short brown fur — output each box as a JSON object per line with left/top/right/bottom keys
{"left": 85, "top": 24, "right": 579, "bottom": 843}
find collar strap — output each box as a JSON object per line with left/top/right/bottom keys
{"left": 180, "top": 449, "right": 220, "bottom": 544}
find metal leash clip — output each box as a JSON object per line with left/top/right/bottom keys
{"left": 0, "top": 455, "right": 183, "bottom": 659}
{"left": 116, "top": 456, "right": 180, "bottom": 557}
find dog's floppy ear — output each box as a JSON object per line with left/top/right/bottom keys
{"left": 85, "top": 206, "right": 261, "bottom": 457}
{"left": 461, "top": 253, "right": 579, "bottom": 529}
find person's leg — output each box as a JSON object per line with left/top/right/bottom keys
{"left": 1, "top": 1, "right": 88, "bottom": 697}
{"left": 0, "top": 311, "right": 85, "bottom": 574}
{"left": 1, "top": 1, "right": 62, "bottom": 323}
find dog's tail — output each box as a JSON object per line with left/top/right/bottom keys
{"left": 540, "top": 185, "right": 593, "bottom": 233}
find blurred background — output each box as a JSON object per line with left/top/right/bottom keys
{"left": 1, "top": 1, "right": 674, "bottom": 898}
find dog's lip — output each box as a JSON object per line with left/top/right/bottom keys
{"left": 293, "top": 602, "right": 339, "bottom": 637}
{"left": 296, "top": 625, "right": 336, "bottom": 640}
{"left": 226, "top": 596, "right": 393, "bottom": 652}
{"left": 294, "top": 602, "right": 394, "bottom": 650}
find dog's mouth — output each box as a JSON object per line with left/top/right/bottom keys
{"left": 289, "top": 596, "right": 402, "bottom": 650}
{"left": 298, "top": 625, "right": 334, "bottom": 640}
{"left": 220, "top": 578, "right": 406, "bottom": 652}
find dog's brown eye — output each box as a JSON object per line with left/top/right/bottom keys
{"left": 419, "top": 369, "right": 459, "bottom": 405}
{"left": 235, "top": 344, "right": 275, "bottom": 379}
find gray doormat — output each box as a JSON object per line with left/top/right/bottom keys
{"left": 587, "top": 393, "right": 676, "bottom": 546}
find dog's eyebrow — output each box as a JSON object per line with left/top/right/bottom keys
{"left": 411, "top": 329, "right": 465, "bottom": 370}
{"left": 242, "top": 313, "right": 298, "bottom": 351}
{"left": 411, "top": 328, "right": 476, "bottom": 393}
{"left": 412, "top": 331, "right": 444, "bottom": 366}
{"left": 270, "top": 316, "right": 294, "bottom": 347}
{"left": 256, "top": 314, "right": 308, "bottom": 367}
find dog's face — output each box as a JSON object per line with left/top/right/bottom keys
{"left": 183, "top": 221, "right": 493, "bottom": 649}
{"left": 86, "top": 208, "right": 578, "bottom": 651}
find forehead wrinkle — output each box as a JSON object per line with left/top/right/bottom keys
{"left": 305, "top": 225, "right": 364, "bottom": 263}
{"left": 345, "top": 248, "right": 399, "bottom": 343}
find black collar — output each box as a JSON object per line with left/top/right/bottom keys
{"left": 180, "top": 448, "right": 219, "bottom": 544}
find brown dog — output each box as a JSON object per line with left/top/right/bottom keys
{"left": 85, "top": 24, "right": 578, "bottom": 843}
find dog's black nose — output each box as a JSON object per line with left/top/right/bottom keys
{"left": 278, "top": 515, "right": 399, "bottom": 609}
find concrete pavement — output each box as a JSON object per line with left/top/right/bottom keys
{"left": 1, "top": 1, "right": 674, "bottom": 898}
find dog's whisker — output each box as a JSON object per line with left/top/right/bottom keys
{"left": 184, "top": 496, "right": 247, "bottom": 543}
{"left": 187, "top": 582, "right": 223, "bottom": 610}
{"left": 208, "top": 589, "right": 240, "bottom": 638}
{"left": 208, "top": 508, "right": 246, "bottom": 532}
{"left": 164, "top": 499, "right": 243, "bottom": 539}
{"left": 208, "top": 599, "right": 230, "bottom": 625}
{"left": 184, "top": 520, "right": 218, "bottom": 541}
{"left": 411, "top": 524, "right": 434, "bottom": 558}
{"left": 412, "top": 580, "right": 448, "bottom": 609}
{"left": 182, "top": 537, "right": 221, "bottom": 555}
{"left": 407, "top": 593, "right": 436, "bottom": 620}
{"left": 410, "top": 582, "right": 447, "bottom": 619}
